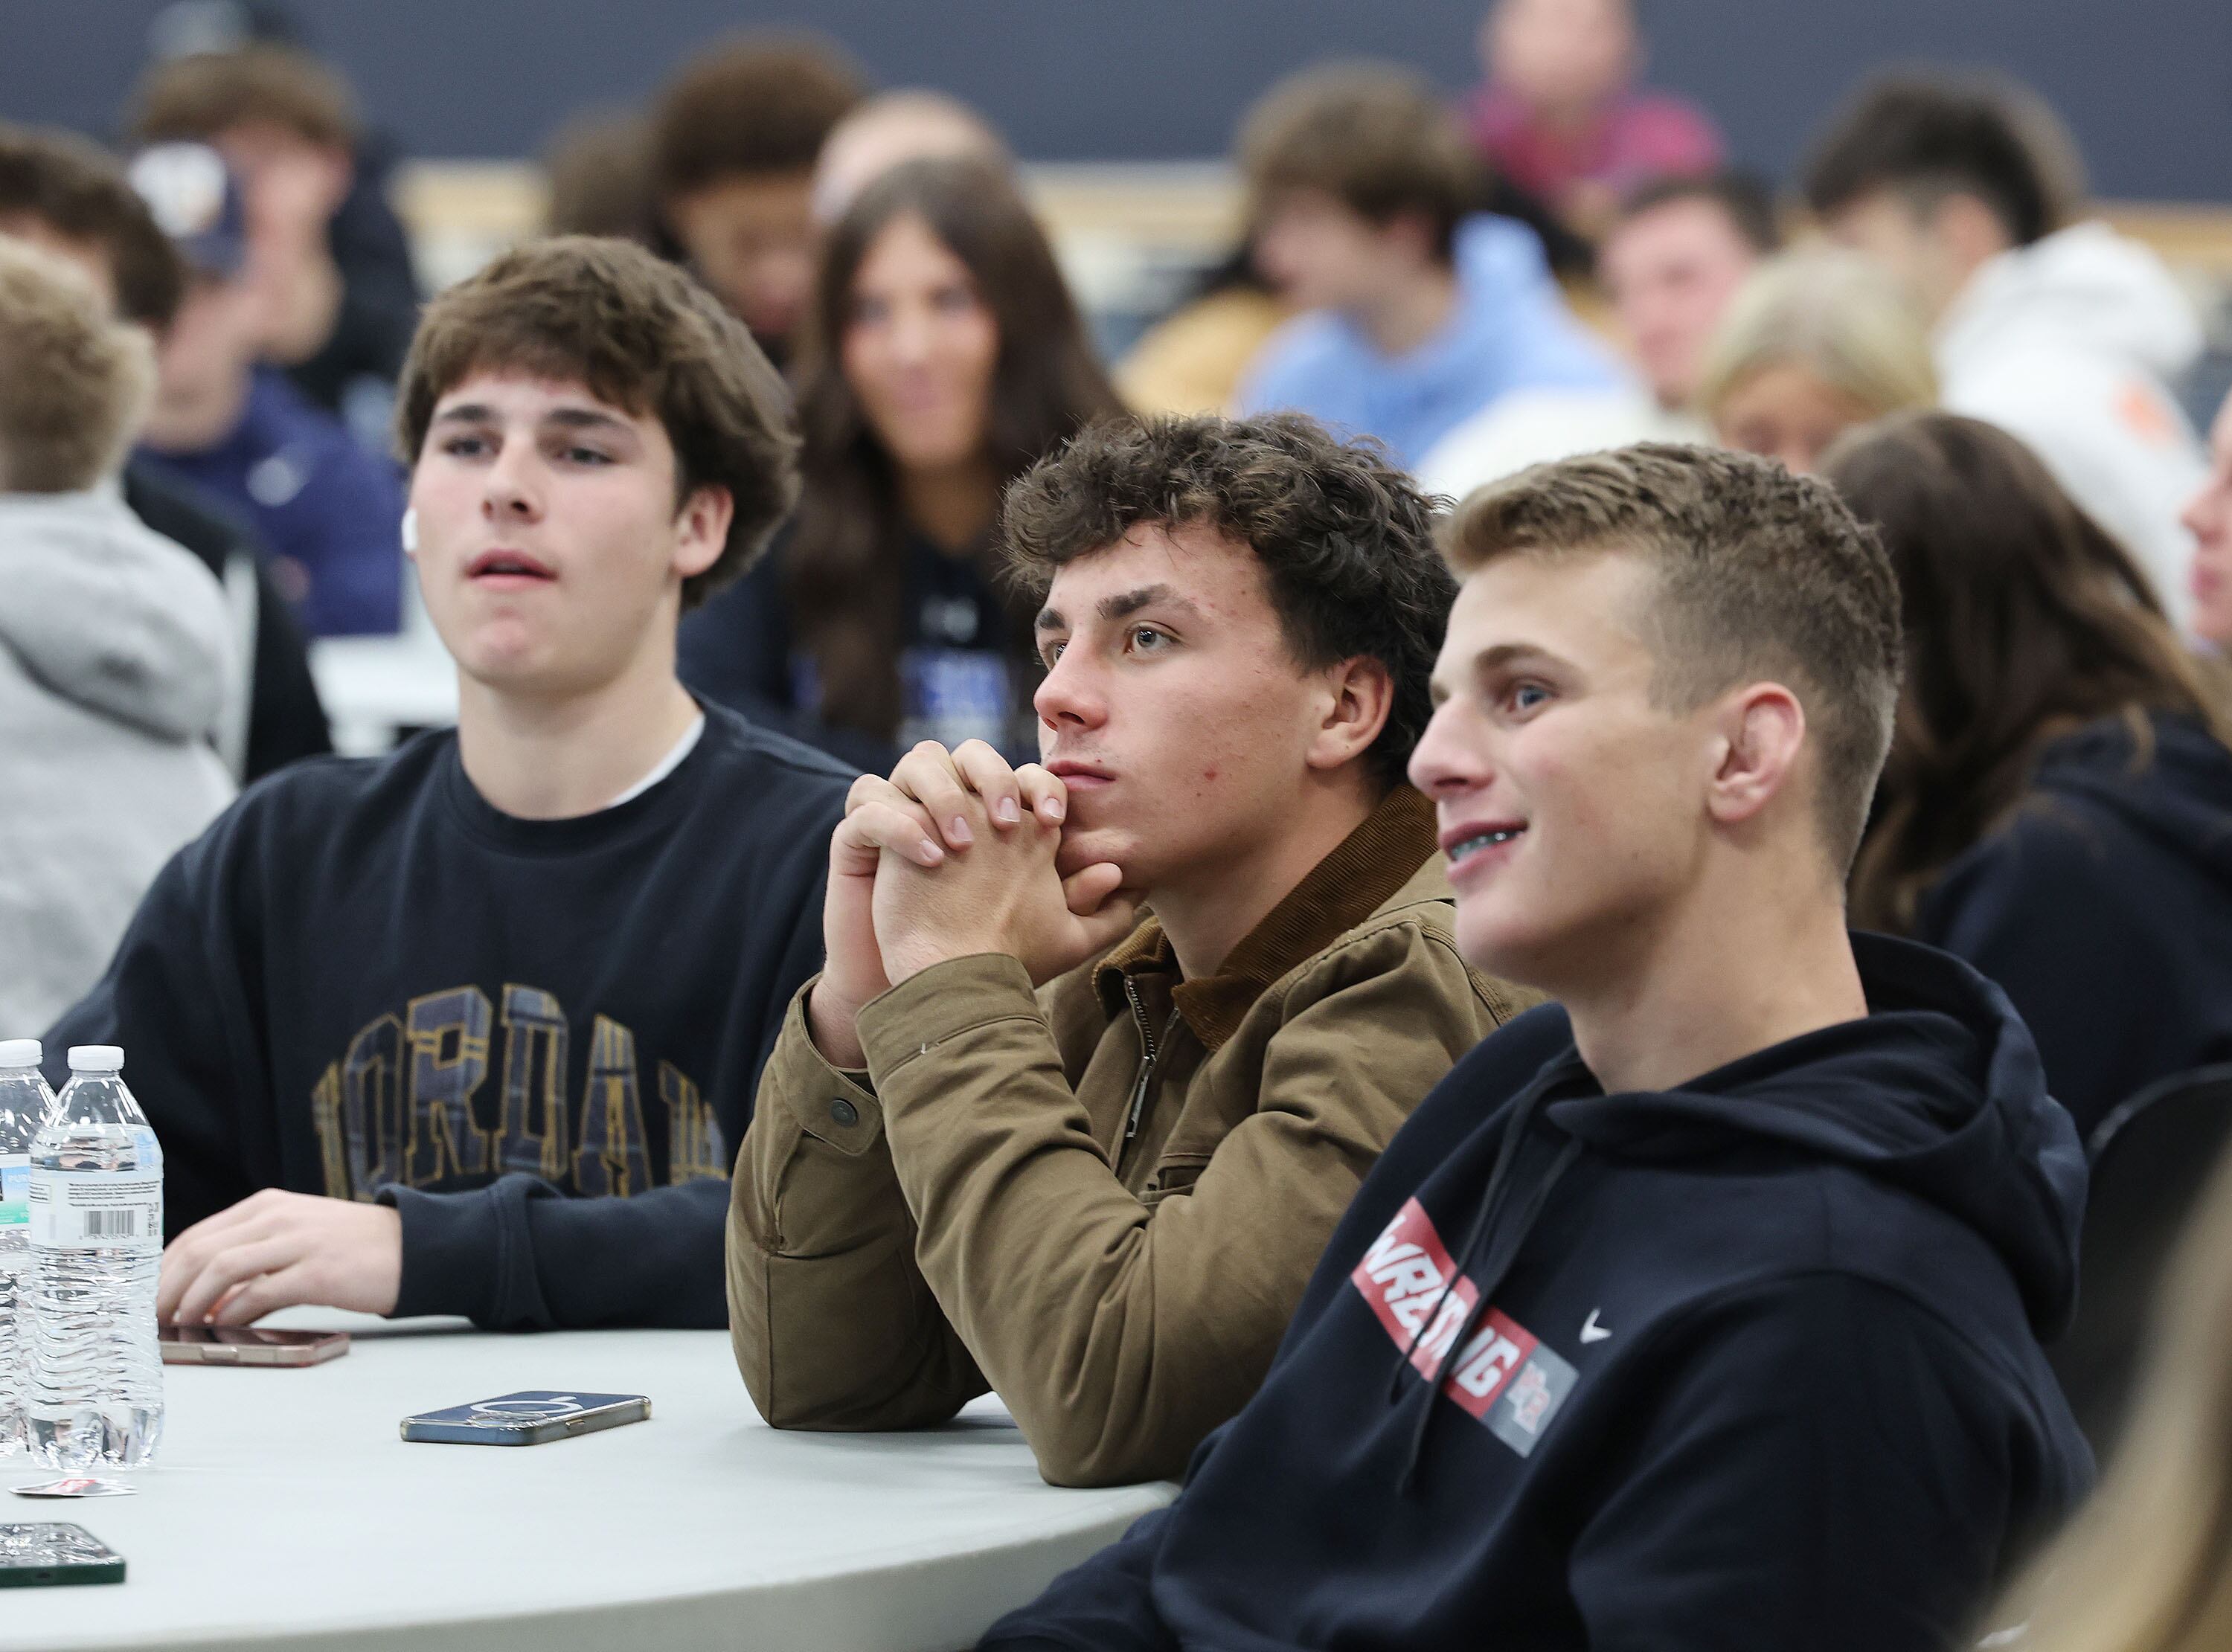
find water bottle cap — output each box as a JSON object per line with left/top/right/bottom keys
{"left": 0, "top": 1039, "right": 38, "bottom": 1068}
{"left": 65, "top": 1046, "right": 124, "bottom": 1073}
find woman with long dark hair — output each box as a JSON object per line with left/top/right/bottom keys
{"left": 681, "top": 157, "right": 1123, "bottom": 768}
{"left": 1825, "top": 411, "right": 2232, "bottom": 1142}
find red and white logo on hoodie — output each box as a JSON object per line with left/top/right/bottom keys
{"left": 1352, "top": 1198, "right": 1580, "bottom": 1457}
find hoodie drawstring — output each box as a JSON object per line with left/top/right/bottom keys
{"left": 1393, "top": 1116, "right": 1589, "bottom": 1491}
{"left": 1385, "top": 1077, "right": 1559, "bottom": 1402}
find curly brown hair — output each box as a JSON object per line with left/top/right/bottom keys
{"left": 1238, "top": 64, "right": 1485, "bottom": 263}
{"left": 650, "top": 33, "right": 867, "bottom": 199}
{"left": 1443, "top": 443, "right": 1902, "bottom": 873}
{"left": 1003, "top": 412, "right": 1456, "bottom": 789}
{"left": 393, "top": 236, "right": 799, "bottom": 611}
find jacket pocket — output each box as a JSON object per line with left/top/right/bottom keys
{"left": 1142, "top": 1153, "right": 1212, "bottom": 1206}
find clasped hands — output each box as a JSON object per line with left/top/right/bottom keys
{"left": 807, "top": 739, "right": 1141, "bottom": 1067}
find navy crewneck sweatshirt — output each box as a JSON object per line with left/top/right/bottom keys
{"left": 46, "top": 703, "right": 852, "bottom": 1329}
{"left": 987, "top": 934, "right": 2092, "bottom": 1651}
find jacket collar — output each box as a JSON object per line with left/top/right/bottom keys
{"left": 1094, "top": 785, "right": 1442, "bottom": 1052}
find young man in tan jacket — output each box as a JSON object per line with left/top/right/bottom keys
{"left": 728, "top": 414, "right": 1533, "bottom": 1485}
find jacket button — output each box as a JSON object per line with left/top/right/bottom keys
{"left": 829, "top": 1098, "right": 860, "bottom": 1128}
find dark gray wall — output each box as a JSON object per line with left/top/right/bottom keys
{"left": 3, "top": 0, "right": 2227, "bottom": 199}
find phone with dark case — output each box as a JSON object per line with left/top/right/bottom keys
{"left": 0, "top": 1524, "right": 124, "bottom": 1587}
{"left": 161, "top": 1325, "right": 350, "bottom": 1366}
{"left": 400, "top": 1390, "right": 650, "bottom": 1445}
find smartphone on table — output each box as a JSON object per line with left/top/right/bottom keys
{"left": 0, "top": 1524, "right": 124, "bottom": 1587}
{"left": 160, "top": 1325, "right": 350, "bottom": 1366}
{"left": 400, "top": 1391, "right": 651, "bottom": 1446}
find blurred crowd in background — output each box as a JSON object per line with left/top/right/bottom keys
{"left": 5, "top": 0, "right": 2228, "bottom": 770}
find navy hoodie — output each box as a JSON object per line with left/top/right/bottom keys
{"left": 45, "top": 704, "right": 851, "bottom": 1330}
{"left": 984, "top": 935, "right": 2091, "bottom": 1652}
{"left": 1916, "top": 710, "right": 2232, "bottom": 1145}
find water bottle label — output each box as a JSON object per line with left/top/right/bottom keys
{"left": 27, "top": 1169, "right": 162, "bottom": 1253}
{"left": 0, "top": 1156, "right": 25, "bottom": 1226}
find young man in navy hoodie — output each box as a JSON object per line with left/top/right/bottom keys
{"left": 47, "top": 237, "right": 856, "bottom": 1331}
{"left": 984, "top": 443, "right": 2093, "bottom": 1650}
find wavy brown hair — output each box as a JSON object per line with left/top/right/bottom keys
{"left": 785, "top": 157, "right": 1123, "bottom": 742}
{"left": 1825, "top": 411, "right": 2232, "bottom": 929}
{"left": 394, "top": 236, "right": 798, "bottom": 610}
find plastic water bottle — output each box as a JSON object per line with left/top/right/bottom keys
{"left": 26, "top": 1047, "right": 164, "bottom": 1471}
{"left": 0, "top": 1041, "right": 57, "bottom": 1456}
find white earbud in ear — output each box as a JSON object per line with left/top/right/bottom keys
{"left": 400, "top": 507, "right": 418, "bottom": 555}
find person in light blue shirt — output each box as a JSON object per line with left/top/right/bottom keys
{"left": 1234, "top": 64, "right": 1625, "bottom": 469}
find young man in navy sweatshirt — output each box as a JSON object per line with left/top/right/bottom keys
{"left": 984, "top": 443, "right": 2093, "bottom": 1650}
{"left": 45, "top": 237, "right": 856, "bottom": 1331}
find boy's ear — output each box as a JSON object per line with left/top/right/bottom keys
{"left": 1305, "top": 655, "right": 1396, "bottom": 773}
{"left": 673, "top": 484, "right": 734, "bottom": 581}
{"left": 1704, "top": 681, "right": 1806, "bottom": 829}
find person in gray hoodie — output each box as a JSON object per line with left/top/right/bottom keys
{"left": 0, "top": 235, "right": 234, "bottom": 1034}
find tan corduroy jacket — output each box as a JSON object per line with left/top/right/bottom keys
{"left": 726, "top": 786, "right": 1536, "bottom": 1485}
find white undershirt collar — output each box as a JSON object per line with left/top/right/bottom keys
{"left": 605, "top": 711, "right": 706, "bottom": 810}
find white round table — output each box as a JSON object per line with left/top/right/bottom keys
{"left": 0, "top": 1311, "right": 1173, "bottom": 1651}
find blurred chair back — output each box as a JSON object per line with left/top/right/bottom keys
{"left": 2053, "top": 1064, "right": 2232, "bottom": 1457}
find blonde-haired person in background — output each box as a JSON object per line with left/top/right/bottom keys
{"left": 0, "top": 234, "right": 234, "bottom": 1032}
{"left": 1992, "top": 1142, "right": 2232, "bottom": 1651}
{"left": 809, "top": 89, "right": 1013, "bottom": 227}
{"left": 1699, "top": 248, "right": 1936, "bottom": 475}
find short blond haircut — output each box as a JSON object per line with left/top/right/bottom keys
{"left": 1696, "top": 249, "right": 1937, "bottom": 425}
{"left": 1442, "top": 443, "right": 1902, "bottom": 873}
{"left": 0, "top": 236, "right": 155, "bottom": 493}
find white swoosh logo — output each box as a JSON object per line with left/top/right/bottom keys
{"left": 1580, "top": 1309, "right": 1612, "bottom": 1343}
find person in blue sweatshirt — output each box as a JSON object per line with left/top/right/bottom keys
{"left": 984, "top": 443, "right": 2091, "bottom": 1651}
{"left": 126, "top": 140, "right": 407, "bottom": 637}
{"left": 45, "top": 237, "right": 854, "bottom": 1331}
{"left": 1233, "top": 65, "right": 1623, "bottom": 471}
{"left": 1829, "top": 411, "right": 2232, "bottom": 1146}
